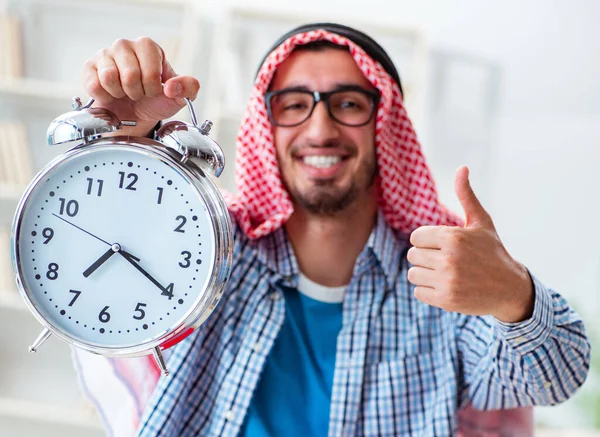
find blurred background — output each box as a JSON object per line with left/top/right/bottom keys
{"left": 0, "top": 0, "right": 598, "bottom": 435}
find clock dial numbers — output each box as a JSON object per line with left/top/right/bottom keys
{"left": 156, "top": 187, "right": 164, "bottom": 204}
{"left": 118, "top": 171, "right": 138, "bottom": 190}
{"left": 162, "top": 282, "right": 175, "bottom": 300}
{"left": 99, "top": 306, "right": 111, "bottom": 323}
{"left": 17, "top": 148, "right": 215, "bottom": 348}
{"left": 42, "top": 227, "right": 54, "bottom": 244}
{"left": 58, "top": 198, "right": 79, "bottom": 217}
{"left": 133, "top": 302, "right": 147, "bottom": 320}
{"left": 46, "top": 262, "right": 59, "bottom": 280}
{"left": 174, "top": 215, "right": 186, "bottom": 233}
{"left": 86, "top": 178, "right": 104, "bottom": 196}
{"left": 68, "top": 289, "right": 82, "bottom": 306}
{"left": 179, "top": 251, "right": 192, "bottom": 268}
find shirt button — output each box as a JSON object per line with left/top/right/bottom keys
{"left": 252, "top": 342, "right": 263, "bottom": 353}
{"left": 224, "top": 410, "right": 235, "bottom": 421}
{"left": 269, "top": 291, "right": 280, "bottom": 301}
{"left": 543, "top": 380, "right": 552, "bottom": 390}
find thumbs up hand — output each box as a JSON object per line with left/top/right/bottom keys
{"left": 407, "top": 166, "right": 535, "bottom": 323}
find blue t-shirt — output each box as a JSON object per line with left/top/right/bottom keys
{"left": 241, "top": 275, "right": 345, "bottom": 436}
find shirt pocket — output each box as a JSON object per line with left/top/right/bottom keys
{"left": 359, "top": 350, "right": 457, "bottom": 436}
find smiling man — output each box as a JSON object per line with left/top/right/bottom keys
{"left": 78, "top": 23, "right": 590, "bottom": 436}
{"left": 267, "top": 47, "right": 379, "bottom": 215}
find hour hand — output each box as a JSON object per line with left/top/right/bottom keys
{"left": 83, "top": 243, "right": 121, "bottom": 277}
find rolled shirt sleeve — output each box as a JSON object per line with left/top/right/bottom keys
{"left": 456, "top": 271, "right": 591, "bottom": 409}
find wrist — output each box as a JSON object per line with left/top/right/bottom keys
{"left": 494, "top": 262, "right": 535, "bottom": 323}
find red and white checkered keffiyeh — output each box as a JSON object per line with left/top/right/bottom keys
{"left": 224, "top": 29, "right": 463, "bottom": 239}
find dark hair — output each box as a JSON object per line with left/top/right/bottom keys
{"left": 292, "top": 39, "right": 349, "bottom": 53}
{"left": 257, "top": 22, "right": 403, "bottom": 95}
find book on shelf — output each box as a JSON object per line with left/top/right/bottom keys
{"left": 0, "top": 12, "right": 23, "bottom": 78}
{"left": 0, "top": 122, "right": 32, "bottom": 186}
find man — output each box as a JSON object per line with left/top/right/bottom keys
{"left": 79, "top": 23, "right": 590, "bottom": 436}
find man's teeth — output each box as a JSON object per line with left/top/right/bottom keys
{"left": 302, "top": 156, "right": 342, "bottom": 168}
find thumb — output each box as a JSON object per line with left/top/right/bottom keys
{"left": 454, "top": 165, "right": 493, "bottom": 228}
{"left": 160, "top": 49, "right": 200, "bottom": 101}
{"left": 163, "top": 75, "right": 200, "bottom": 101}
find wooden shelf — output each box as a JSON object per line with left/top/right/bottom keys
{"left": 0, "top": 77, "right": 81, "bottom": 101}
{"left": 0, "top": 78, "right": 82, "bottom": 118}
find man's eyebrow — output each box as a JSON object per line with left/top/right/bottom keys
{"left": 272, "top": 85, "right": 312, "bottom": 92}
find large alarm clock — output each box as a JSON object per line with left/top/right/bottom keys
{"left": 10, "top": 97, "right": 233, "bottom": 375}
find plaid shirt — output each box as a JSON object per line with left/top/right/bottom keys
{"left": 136, "top": 212, "right": 590, "bottom": 436}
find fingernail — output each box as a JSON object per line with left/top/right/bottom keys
{"left": 174, "top": 83, "right": 182, "bottom": 95}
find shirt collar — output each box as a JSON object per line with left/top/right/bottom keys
{"left": 255, "top": 224, "right": 299, "bottom": 280}
{"left": 361, "top": 211, "right": 409, "bottom": 283}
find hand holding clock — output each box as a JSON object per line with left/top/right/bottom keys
{"left": 15, "top": 37, "right": 227, "bottom": 370}
{"left": 81, "top": 37, "right": 200, "bottom": 137}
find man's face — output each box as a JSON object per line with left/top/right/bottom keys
{"left": 269, "top": 48, "right": 378, "bottom": 216}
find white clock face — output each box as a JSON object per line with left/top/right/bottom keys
{"left": 15, "top": 145, "right": 216, "bottom": 349}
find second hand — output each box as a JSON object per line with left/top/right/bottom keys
{"left": 52, "top": 213, "right": 111, "bottom": 246}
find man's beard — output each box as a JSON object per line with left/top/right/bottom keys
{"left": 290, "top": 179, "right": 360, "bottom": 215}
{"left": 285, "top": 151, "right": 377, "bottom": 216}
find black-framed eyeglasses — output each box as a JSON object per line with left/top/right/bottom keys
{"left": 265, "top": 85, "right": 380, "bottom": 127}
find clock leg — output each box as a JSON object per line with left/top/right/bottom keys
{"left": 28, "top": 328, "right": 52, "bottom": 353}
{"left": 152, "top": 346, "right": 169, "bottom": 376}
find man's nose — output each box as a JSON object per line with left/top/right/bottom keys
{"left": 302, "top": 101, "right": 341, "bottom": 145}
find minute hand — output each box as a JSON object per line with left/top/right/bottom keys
{"left": 120, "top": 250, "right": 172, "bottom": 298}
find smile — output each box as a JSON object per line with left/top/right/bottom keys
{"left": 302, "top": 155, "right": 343, "bottom": 168}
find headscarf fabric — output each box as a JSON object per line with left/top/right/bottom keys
{"left": 225, "top": 28, "right": 462, "bottom": 239}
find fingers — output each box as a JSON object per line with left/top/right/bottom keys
{"left": 410, "top": 225, "right": 445, "bottom": 249}
{"left": 406, "top": 246, "right": 444, "bottom": 270}
{"left": 407, "top": 266, "right": 437, "bottom": 288}
{"left": 96, "top": 53, "right": 126, "bottom": 100}
{"left": 136, "top": 37, "right": 164, "bottom": 98}
{"left": 82, "top": 37, "right": 171, "bottom": 103}
{"left": 82, "top": 56, "right": 115, "bottom": 104}
{"left": 413, "top": 286, "right": 438, "bottom": 307}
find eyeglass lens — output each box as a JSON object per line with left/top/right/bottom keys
{"left": 269, "top": 90, "right": 375, "bottom": 126}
